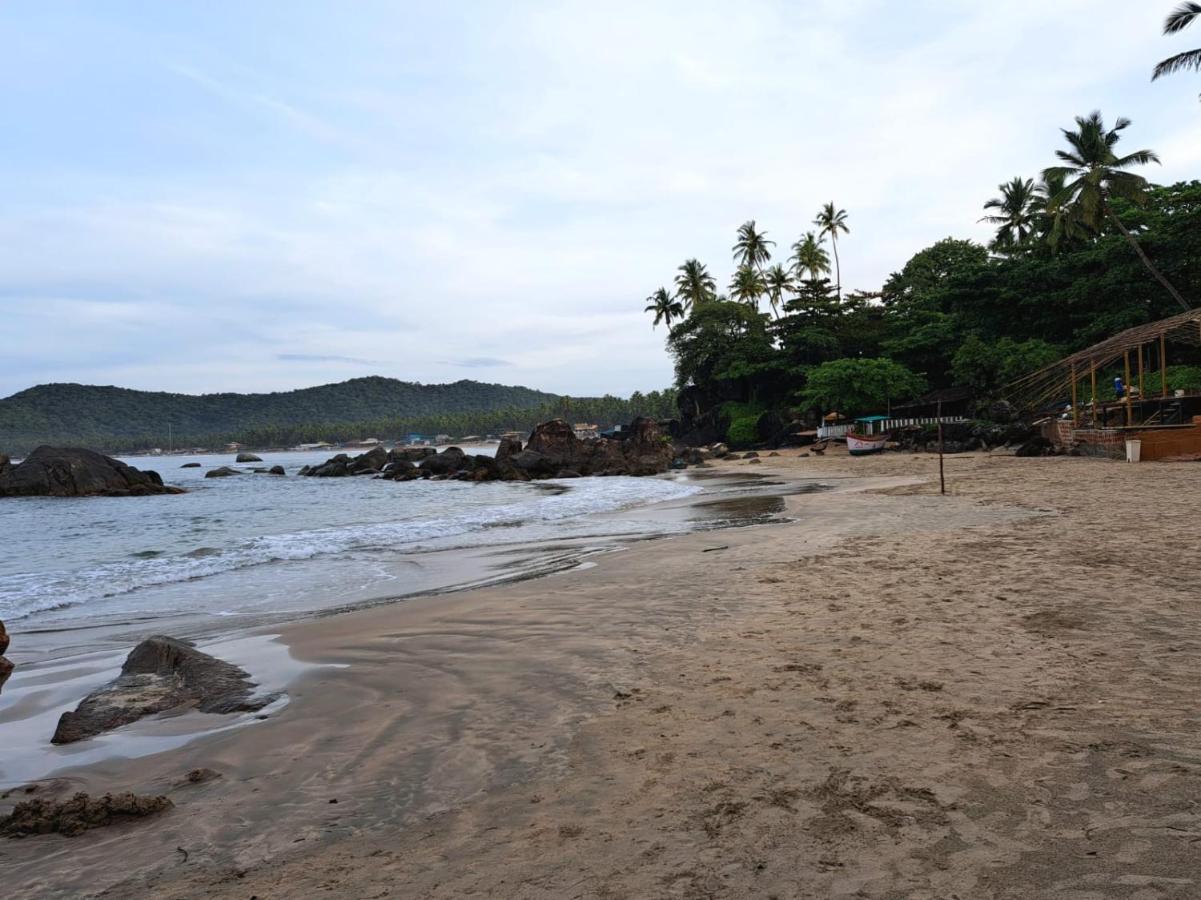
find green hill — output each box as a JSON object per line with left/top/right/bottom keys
{"left": 0, "top": 377, "right": 563, "bottom": 454}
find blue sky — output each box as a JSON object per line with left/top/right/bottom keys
{"left": 1, "top": 1, "right": 1198, "bottom": 398}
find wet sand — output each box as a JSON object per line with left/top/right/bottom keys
{"left": 6, "top": 450, "right": 1201, "bottom": 898}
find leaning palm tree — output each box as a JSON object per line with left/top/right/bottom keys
{"left": 728, "top": 265, "right": 766, "bottom": 308}
{"left": 813, "top": 203, "right": 849, "bottom": 300}
{"left": 644, "top": 287, "right": 684, "bottom": 329}
{"left": 732, "top": 220, "right": 774, "bottom": 271}
{"left": 673, "top": 258, "right": 717, "bottom": 309}
{"left": 762, "top": 264, "right": 793, "bottom": 319}
{"left": 1043, "top": 111, "right": 1190, "bottom": 311}
{"left": 980, "top": 177, "right": 1040, "bottom": 252}
{"left": 1153, "top": 2, "right": 1201, "bottom": 89}
{"left": 790, "top": 231, "right": 831, "bottom": 282}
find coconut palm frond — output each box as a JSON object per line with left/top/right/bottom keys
{"left": 1165, "top": 2, "right": 1201, "bottom": 34}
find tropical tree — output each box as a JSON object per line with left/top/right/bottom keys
{"left": 980, "top": 177, "right": 1040, "bottom": 252}
{"left": 790, "top": 231, "right": 831, "bottom": 282}
{"left": 762, "top": 263, "right": 794, "bottom": 318}
{"left": 644, "top": 287, "right": 684, "bottom": 329}
{"left": 732, "top": 220, "right": 774, "bottom": 271}
{"left": 1153, "top": 2, "right": 1201, "bottom": 90}
{"left": 1042, "top": 111, "right": 1191, "bottom": 311}
{"left": 729, "top": 265, "right": 767, "bottom": 307}
{"left": 674, "top": 259, "right": 717, "bottom": 309}
{"left": 814, "top": 202, "right": 850, "bottom": 300}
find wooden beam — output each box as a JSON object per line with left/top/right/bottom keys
{"left": 1090, "top": 361, "right": 1097, "bottom": 426}
{"left": 1071, "top": 363, "right": 1079, "bottom": 428}
{"left": 1138, "top": 343, "right": 1145, "bottom": 402}
{"left": 1124, "top": 350, "right": 1132, "bottom": 426}
{"left": 1161, "top": 333, "right": 1169, "bottom": 398}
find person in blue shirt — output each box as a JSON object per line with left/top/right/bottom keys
{"left": 1114, "top": 376, "right": 1125, "bottom": 399}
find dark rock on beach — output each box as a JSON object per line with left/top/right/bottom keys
{"left": 51, "top": 635, "right": 272, "bottom": 745}
{"left": 0, "top": 618, "right": 11, "bottom": 695}
{"left": 302, "top": 418, "right": 675, "bottom": 484}
{"left": 1, "top": 792, "right": 172, "bottom": 837}
{"left": 0, "top": 447, "right": 183, "bottom": 498}
{"left": 235, "top": 452, "right": 262, "bottom": 463}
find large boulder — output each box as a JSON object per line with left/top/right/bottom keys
{"left": 205, "top": 466, "right": 240, "bottom": 478}
{"left": 51, "top": 635, "right": 273, "bottom": 745}
{"left": 0, "top": 447, "right": 183, "bottom": 498}
{"left": 418, "top": 447, "right": 468, "bottom": 476}
{"left": 235, "top": 452, "right": 262, "bottom": 463}
{"left": 495, "top": 437, "right": 522, "bottom": 466}
{"left": 513, "top": 418, "right": 674, "bottom": 478}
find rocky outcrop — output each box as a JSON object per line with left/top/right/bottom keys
{"left": 235, "top": 452, "right": 262, "bottom": 463}
{"left": 0, "top": 619, "right": 11, "bottom": 695}
{"left": 299, "top": 419, "right": 676, "bottom": 483}
{"left": 51, "top": 636, "right": 272, "bottom": 744}
{"left": 1, "top": 792, "right": 172, "bottom": 837}
{"left": 180, "top": 462, "right": 201, "bottom": 468}
{"left": 0, "top": 447, "right": 183, "bottom": 498}
{"left": 205, "top": 466, "right": 240, "bottom": 478}
{"left": 268, "top": 465, "right": 286, "bottom": 475}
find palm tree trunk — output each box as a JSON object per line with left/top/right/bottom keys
{"left": 831, "top": 236, "right": 842, "bottom": 302}
{"left": 1107, "top": 207, "right": 1191, "bottom": 312}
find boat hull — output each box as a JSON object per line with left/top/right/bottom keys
{"left": 846, "top": 433, "right": 887, "bottom": 456}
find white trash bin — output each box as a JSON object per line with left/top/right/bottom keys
{"left": 1125, "top": 439, "right": 1142, "bottom": 463}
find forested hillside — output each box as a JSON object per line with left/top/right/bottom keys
{"left": 0, "top": 377, "right": 677, "bottom": 454}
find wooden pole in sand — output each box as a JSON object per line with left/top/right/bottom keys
{"left": 937, "top": 399, "right": 946, "bottom": 496}
{"left": 1071, "top": 363, "right": 1079, "bottom": 427}
{"left": 1124, "top": 351, "right": 1133, "bottom": 427}
{"left": 1160, "top": 333, "right": 1169, "bottom": 398}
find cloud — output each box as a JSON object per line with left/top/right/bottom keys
{"left": 0, "top": 2, "right": 1194, "bottom": 398}
{"left": 443, "top": 357, "right": 513, "bottom": 369}
{"left": 277, "top": 353, "right": 381, "bottom": 365}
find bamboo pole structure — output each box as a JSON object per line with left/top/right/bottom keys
{"left": 1090, "top": 362, "right": 1098, "bottom": 426}
{"left": 1161, "top": 333, "right": 1169, "bottom": 398}
{"left": 1138, "top": 343, "right": 1145, "bottom": 402}
{"left": 1071, "top": 363, "right": 1079, "bottom": 427}
{"left": 1124, "top": 351, "right": 1133, "bottom": 426}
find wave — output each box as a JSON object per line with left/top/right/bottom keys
{"left": 0, "top": 476, "right": 699, "bottom": 622}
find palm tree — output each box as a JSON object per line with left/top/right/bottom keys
{"left": 732, "top": 220, "right": 774, "bottom": 271}
{"left": 728, "top": 265, "right": 766, "bottom": 307}
{"left": 1153, "top": 3, "right": 1201, "bottom": 89}
{"left": 1043, "top": 111, "right": 1190, "bottom": 311}
{"left": 644, "top": 287, "right": 684, "bottom": 329}
{"left": 813, "top": 203, "right": 849, "bottom": 300}
{"left": 980, "top": 177, "right": 1040, "bottom": 252}
{"left": 674, "top": 259, "right": 717, "bottom": 309}
{"left": 762, "top": 264, "right": 794, "bottom": 319}
{"left": 790, "top": 231, "right": 831, "bottom": 282}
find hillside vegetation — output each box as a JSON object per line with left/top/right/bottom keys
{"left": 0, "top": 377, "right": 677, "bottom": 455}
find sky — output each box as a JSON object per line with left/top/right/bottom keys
{"left": 1, "top": 1, "right": 1199, "bottom": 399}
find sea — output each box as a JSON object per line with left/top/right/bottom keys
{"left": 0, "top": 448, "right": 801, "bottom": 651}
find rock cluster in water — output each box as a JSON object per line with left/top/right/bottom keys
{"left": 299, "top": 418, "right": 677, "bottom": 482}
{"left": 51, "top": 635, "right": 273, "bottom": 744}
{"left": 0, "top": 447, "right": 184, "bottom": 498}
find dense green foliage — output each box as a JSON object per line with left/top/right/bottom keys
{"left": 800, "top": 359, "right": 926, "bottom": 415}
{"left": 0, "top": 378, "right": 678, "bottom": 454}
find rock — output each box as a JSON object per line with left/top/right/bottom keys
{"left": 743, "top": 451, "right": 760, "bottom": 459}
{"left": 0, "top": 618, "right": 9, "bottom": 656}
{"left": 418, "top": 447, "right": 468, "bottom": 476}
{"left": 0, "top": 454, "right": 9, "bottom": 476}
{"left": 268, "top": 465, "right": 286, "bottom": 475}
{"left": 1016, "top": 436, "right": 1052, "bottom": 457}
{"left": 748, "top": 458, "right": 762, "bottom": 464}
{"left": 495, "top": 437, "right": 523, "bottom": 466}
{"left": 768, "top": 451, "right": 780, "bottom": 457}
{"left": 0, "top": 447, "right": 183, "bottom": 498}
{"left": 0, "top": 618, "right": 11, "bottom": 694}
{"left": 51, "top": 636, "right": 272, "bottom": 745}
{"left": 180, "top": 462, "right": 201, "bottom": 468}
{"left": 0, "top": 792, "right": 172, "bottom": 837}
{"left": 510, "top": 449, "right": 555, "bottom": 477}
{"left": 389, "top": 447, "right": 436, "bottom": 463}
{"left": 235, "top": 453, "right": 262, "bottom": 463}
{"left": 555, "top": 469, "right": 583, "bottom": 478}
{"left": 205, "top": 466, "right": 240, "bottom": 478}
{"left": 710, "top": 443, "right": 729, "bottom": 458}
{"left": 348, "top": 445, "right": 388, "bottom": 473}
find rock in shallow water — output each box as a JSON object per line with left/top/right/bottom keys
{"left": 51, "top": 635, "right": 273, "bottom": 744}
{"left": 1, "top": 792, "right": 172, "bottom": 837}
{"left": 0, "top": 447, "right": 183, "bottom": 498}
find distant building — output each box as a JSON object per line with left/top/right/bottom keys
{"left": 573, "top": 423, "right": 600, "bottom": 440}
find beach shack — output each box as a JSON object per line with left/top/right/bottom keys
{"left": 1007, "top": 308, "right": 1201, "bottom": 461}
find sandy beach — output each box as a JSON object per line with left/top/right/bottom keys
{"left": 6, "top": 449, "right": 1201, "bottom": 899}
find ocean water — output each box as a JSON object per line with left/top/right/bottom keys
{"left": 0, "top": 449, "right": 720, "bottom": 645}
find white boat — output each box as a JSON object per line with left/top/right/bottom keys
{"left": 846, "top": 432, "right": 887, "bottom": 456}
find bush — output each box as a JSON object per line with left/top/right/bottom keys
{"left": 727, "top": 415, "right": 761, "bottom": 449}
{"left": 799, "top": 358, "right": 926, "bottom": 416}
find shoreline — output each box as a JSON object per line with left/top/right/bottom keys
{"left": 8, "top": 450, "right": 1201, "bottom": 898}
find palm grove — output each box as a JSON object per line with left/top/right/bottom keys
{"left": 645, "top": 7, "right": 1201, "bottom": 447}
